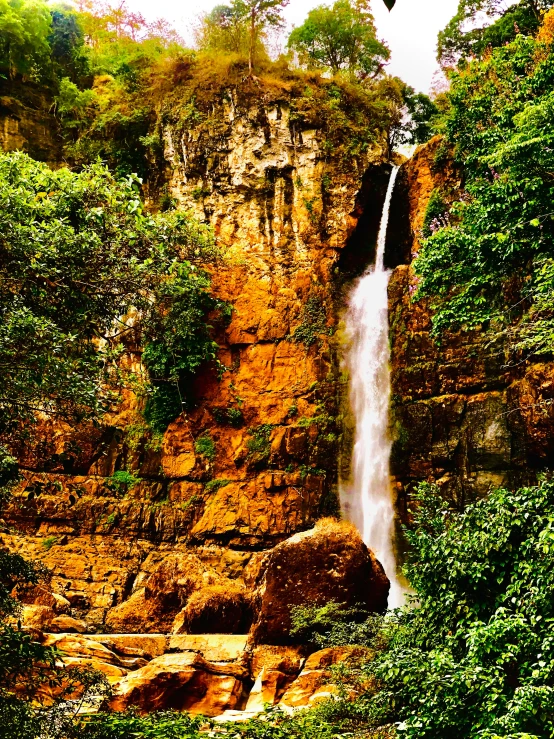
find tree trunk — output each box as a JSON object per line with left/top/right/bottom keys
{"left": 249, "top": 10, "right": 256, "bottom": 75}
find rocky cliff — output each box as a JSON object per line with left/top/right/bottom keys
{"left": 1, "top": 81, "right": 392, "bottom": 634}
{"left": 389, "top": 136, "right": 554, "bottom": 518}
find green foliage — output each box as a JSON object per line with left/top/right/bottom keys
{"left": 106, "top": 470, "right": 140, "bottom": 495}
{"left": 438, "top": 0, "right": 548, "bottom": 68}
{"left": 327, "top": 479, "right": 554, "bottom": 738}
{"left": 415, "top": 21, "right": 554, "bottom": 353}
{"left": 76, "top": 711, "right": 204, "bottom": 739}
{"left": 421, "top": 188, "right": 448, "bottom": 238}
{"left": 41, "top": 535, "right": 57, "bottom": 550}
{"left": 403, "top": 89, "right": 439, "bottom": 145}
{"left": 292, "top": 296, "right": 330, "bottom": 347}
{"left": 195, "top": 433, "right": 216, "bottom": 462}
{"left": 205, "top": 478, "right": 232, "bottom": 493}
{"left": 287, "top": 0, "right": 390, "bottom": 79}
{"left": 231, "top": 0, "right": 290, "bottom": 73}
{"left": 194, "top": 3, "right": 265, "bottom": 60}
{"left": 143, "top": 385, "right": 182, "bottom": 434}
{"left": 290, "top": 601, "right": 383, "bottom": 649}
{"left": 212, "top": 405, "right": 244, "bottom": 426}
{"left": 0, "top": 0, "right": 52, "bottom": 81}
{"left": 76, "top": 706, "right": 351, "bottom": 739}
{"left": 246, "top": 424, "right": 273, "bottom": 464}
{"left": 0, "top": 152, "right": 222, "bottom": 440}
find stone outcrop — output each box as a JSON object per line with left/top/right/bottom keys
{"left": 0, "top": 81, "right": 61, "bottom": 165}
{"left": 1, "top": 81, "right": 395, "bottom": 636}
{"left": 108, "top": 652, "right": 248, "bottom": 716}
{"left": 40, "top": 631, "right": 365, "bottom": 717}
{"left": 250, "top": 518, "right": 389, "bottom": 645}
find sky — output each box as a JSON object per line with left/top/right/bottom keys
{"left": 125, "top": 0, "right": 461, "bottom": 93}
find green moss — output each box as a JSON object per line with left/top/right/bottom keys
{"left": 291, "top": 296, "right": 330, "bottom": 347}
{"left": 106, "top": 470, "right": 140, "bottom": 495}
{"left": 205, "top": 479, "right": 232, "bottom": 494}
{"left": 195, "top": 434, "right": 216, "bottom": 462}
{"left": 246, "top": 425, "right": 274, "bottom": 464}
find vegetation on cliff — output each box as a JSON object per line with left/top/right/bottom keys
{"left": 416, "top": 8, "right": 554, "bottom": 357}
{"left": 0, "top": 151, "right": 225, "bottom": 442}
{"left": 4, "top": 1, "right": 554, "bottom": 738}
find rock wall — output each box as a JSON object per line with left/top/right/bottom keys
{"left": 0, "top": 80, "right": 61, "bottom": 165}
{"left": 389, "top": 136, "right": 554, "bottom": 515}
{"left": 1, "top": 83, "right": 393, "bottom": 632}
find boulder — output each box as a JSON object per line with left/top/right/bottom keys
{"left": 279, "top": 647, "right": 366, "bottom": 709}
{"left": 50, "top": 615, "right": 87, "bottom": 633}
{"left": 105, "top": 551, "right": 255, "bottom": 635}
{"left": 245, "top": 668, "right": 293, "bottom": 711}
{"left": 104, "top": 588, "right": 164, "bottom": 633}
{"left": 21, "top": 604, "right": 55, "bottom": 630}
{"left": 43, "top": 633, "right": 134, "bottom": 683}
{"left": 109, "top": 652, "right": 247, "bottom": 716}
{"left": 249, "top": 518, "right": 389, "bottom": 645}
{"left": 172, "top": 582, "right": 252, "bottom": 634}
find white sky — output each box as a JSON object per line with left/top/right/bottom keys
{"left": 126, "top": 0, "right": 461, "bottom": 93}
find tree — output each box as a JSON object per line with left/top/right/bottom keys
{"left": 0, "top": 0, "right": 52, "bottom": 80}
{"left": 287, "top": 0, "right": 389, "bottom": 79}
{"left": 0, "top": 152, "right": 224, "bottom": 444}
{"left": 194, "top": 4, "right": 251, "bottom": 54}
{"left": 49, "top": 6, "right": 90, "bottom": 83}
{"left": 438, "top": 0, "right": 550, "bottom": 67}
{"left": 415, "top": 13, "right": 554, "bottom": 354}
{"left": 357, "top": 479, "right": 554, "bottom": 738}
{"left": 230, "top": 0, "right": 289, "bottom": 74}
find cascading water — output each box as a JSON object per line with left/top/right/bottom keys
{"left": 340, "top": 166, "right": 405, "bottom": 609}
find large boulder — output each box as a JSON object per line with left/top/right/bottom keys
{"left": 279, "top": 646, "right": 366, "bottom": 708}
{"left": 249, "top": 518, "right": 389, "bottom": 645}
{"left": 109, "top": 652, "right": 247, "bottom": 716}
{"left": 172, "top": 582, "right": 253, "bottom": 634}
{"left": 105, "top": 552, "right": 244, "bottom": 633}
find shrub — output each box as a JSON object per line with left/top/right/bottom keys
{"left": 194, "top": 434, "right": 216, "bottom": 462}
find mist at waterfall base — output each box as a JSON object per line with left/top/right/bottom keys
{"left": 340, "top": 167, "right": 406, "bottom": 610}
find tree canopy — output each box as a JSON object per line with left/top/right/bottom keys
{"left": 0, "top": 152, "right": 225, "bottom": 441}
{"left": 287, "top": 0, "right": 390, "bottom": 79}
{"left": 437, "top": 0, "right": 551, "bottom": 67}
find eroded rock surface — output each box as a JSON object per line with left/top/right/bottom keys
{"left": 250, "top": 519, "right": 389, "bottom": 645}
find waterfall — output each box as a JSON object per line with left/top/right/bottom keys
{"left": 340, "top": 166, "right": 405, "bottom": 609}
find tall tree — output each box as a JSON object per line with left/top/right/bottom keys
{"left": 0, "top": 0, "right": 52, "bottom": 79}
{"left": 195, "top": 4, "right": 245, "bottom": 54}
{"left": 287, "top": 0, "right": 389, "bottom": 79}
{"left": 230, "top": 0, "right": 289, "bottom": 74}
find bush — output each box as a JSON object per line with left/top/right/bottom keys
{"left": 194, "top": 434, "right": 216, "bottom": 462}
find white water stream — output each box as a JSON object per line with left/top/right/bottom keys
{"left": 340, "top": 166, "right": 405, "bottom": 609}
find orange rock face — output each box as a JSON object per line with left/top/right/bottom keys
{"left": 3, "top": 91, "right": 391, "bottom": 635}
{"left": 388, "top": 137, "right": 554, "bottom": 514}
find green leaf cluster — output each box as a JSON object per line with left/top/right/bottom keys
{"left": 287, "top": 0, "right": 390, "bottom": 80}
{"left": 334, "top": 480, "right": 554, "bottom": 738}
{"left": 0, "top": 152, "right": 223, "bottom": 439}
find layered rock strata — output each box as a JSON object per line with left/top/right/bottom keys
{"left": 3, "top": 86, "right": 392, "bottom": 633}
